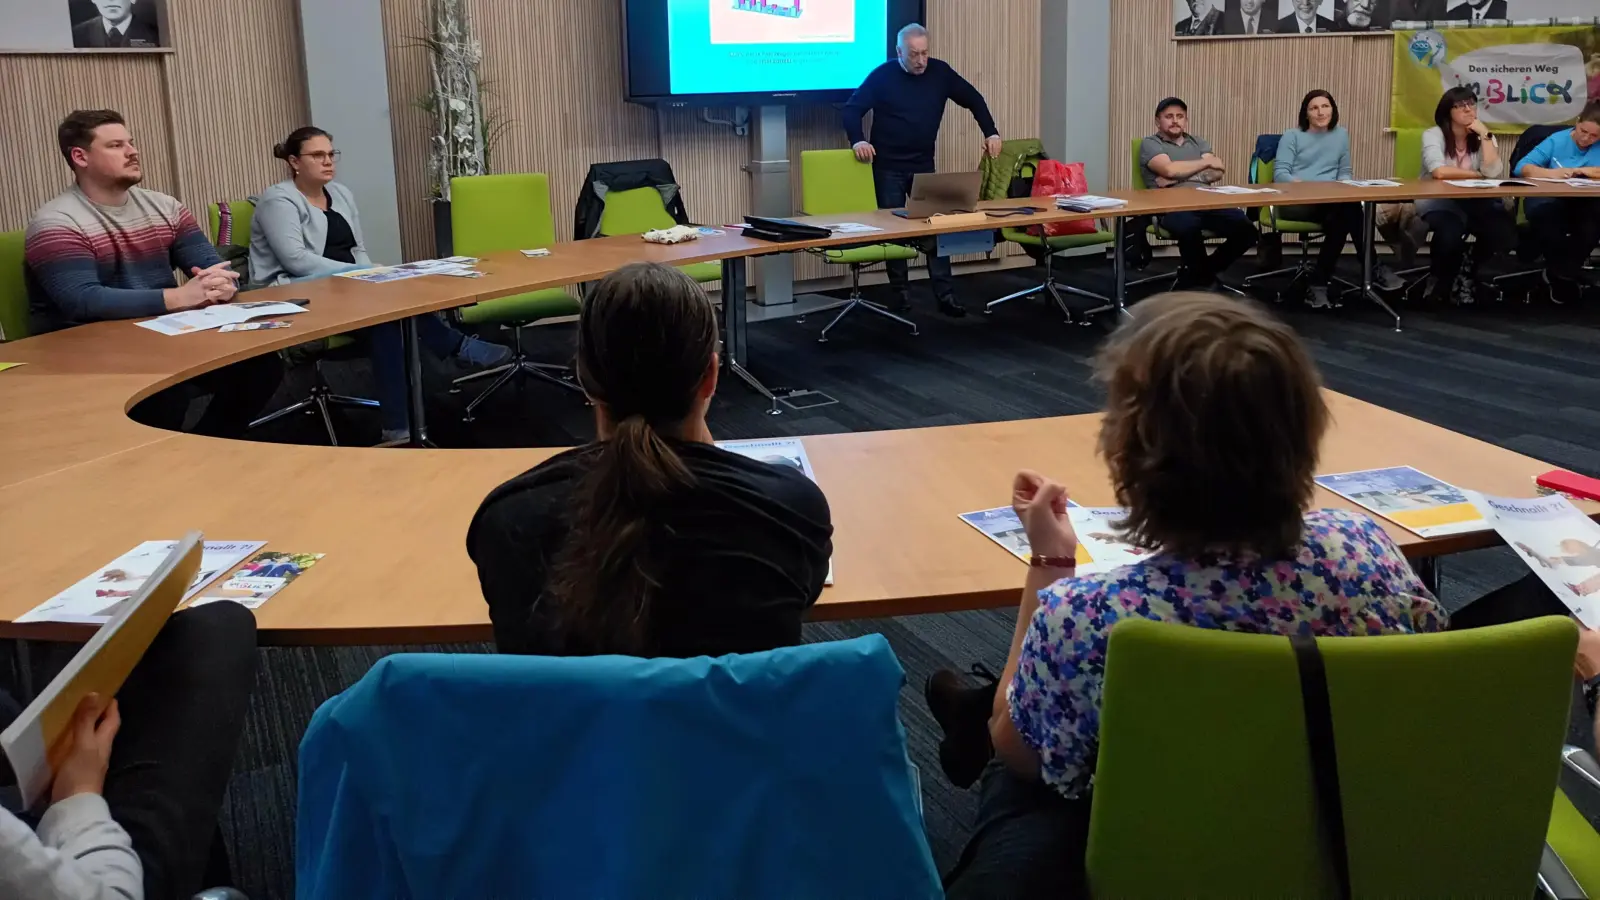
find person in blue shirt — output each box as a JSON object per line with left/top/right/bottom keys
{"left": 1514, "top": 100, "right": 1600, "bottom": 296}
{"left": 841, "top": 23, "right": 1002, "bottom": 318}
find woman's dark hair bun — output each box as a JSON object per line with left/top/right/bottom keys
{"left": 271, "top": 143, "right": 290, "bottom": 160}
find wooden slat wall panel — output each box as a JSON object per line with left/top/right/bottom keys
{"left": 383, "top": 0, "right": 1043, "bottom": 274}
{"left": 0, "top": 1, "right": 306, "bottom": 235}
{"left": 0, "top": 55, "right": 174, "bottom": 232}
{"left": 1107, "top": 0, "right": 1522, "bottom": 185}
{"left": 162, "top": 0, "right": 309, "bottom": 215}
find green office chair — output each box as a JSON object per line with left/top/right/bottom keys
{"left": 209, "top": 201, "right": 380, "bottom": 446}
{"left": 1126, "top": 138, "right": 1231, "bottom": 296}
{"left": 0, "top": 230, "right": 29, "bottom": 342}
{"left": 449, "top": 173, "right": 583, "bottom": 423}
{"left": 986, "top": 157, "right": 1115, "bottom": 324}
{"left": 1088, "top": 617, "right": 1598, "bottom": 897}
{"left": 798, "top": 149, "right": 920, "bottom": 343}
{"left": 1243, "top": 152, "right": 1359, "bottom": 303}
{"left": 595, "top": 186, "right": 721, "bottom": 285}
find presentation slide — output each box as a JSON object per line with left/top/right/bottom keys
{"left": 667, "top": 0, "right": 890, "bottom": 96}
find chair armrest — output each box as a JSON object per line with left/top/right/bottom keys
{"left": 1538, "top": 841, "right": 1587, "bottom": 899}
{"left": 1562, "top": 745, "right": 1600, "bottom": 796}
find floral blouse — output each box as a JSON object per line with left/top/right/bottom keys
{"left": 1008, "top": 508, "right": 1446, "bottom": 799}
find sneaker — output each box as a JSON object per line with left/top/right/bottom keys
{"left": 937, "top": 297, "right": 968, "bottom": 319}
{"left": 1373, "top": 263, "right": 1404, "bottom": 292}
{"left": 1451, "top": 270, "right": 1475, "bottom": 306}
{"left": 924, "top": 663, "right": 999, "bottom": 789}
{"left": 379, "top": 428, "right": 410, "bottom": 446}
{"left": 455, "top": 336, "right": 512, "bottom": 368}
{"left": 1306, "top": 283, "right": 1332, "bottom": 309}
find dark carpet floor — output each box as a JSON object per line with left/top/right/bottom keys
{"left": 32, "top": 255, "right": 1600, "bottom": 897}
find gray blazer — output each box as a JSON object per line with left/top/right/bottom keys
{"left": 1417, "top": 126, "right": 1506, "bottom": 219}
{"left": 249, "top": 180, "right": 373, "bottom": 285}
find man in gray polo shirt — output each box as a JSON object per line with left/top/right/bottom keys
{"left": 1138, "top": 97, "right": 1258, "bottom": 289}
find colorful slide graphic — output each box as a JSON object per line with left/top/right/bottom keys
{"left": 668, "top": 0, "right": 888, "bottom": 95}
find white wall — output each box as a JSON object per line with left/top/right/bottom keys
{"left": 1041, "top": 0, "right": 1111, "bottom": 191}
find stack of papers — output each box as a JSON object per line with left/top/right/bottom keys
{"left": 1341, "top": 179, "right": 1403, "bottom": 188}
{"left": 1314, "top": 466, "right": 1487, "bottom": 538}
{"left": 16, "top": 541, "right": 264, "bottom": 624}
{"left": 1445, "top": 179, "right": 1534, "bottom": 189}
{"left": 1528, "top": 177, "right": 1600, "bottom": 188}
{"left": 959, "top": 506, "right": 1152, "bottom": 576}
{"left": 1198, "top": 185, "right": 1280, "bottom": 195}
{"left": 136, "top": 301, "right": 307, "bottom": 336}
{"left": 821, "top": 223, "right": 884, "bottom": 234}
{"left": 1468, "top": 493, "right": 1600, "bottom": 629}
{"left": 1055, "top": 194, "right": 1128, "bottom": 212}
{"left": 337, "top": 257, "right": 482, "bottom": 283}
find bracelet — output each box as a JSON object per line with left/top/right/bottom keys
{"left": 1029, "top": 554, "right": 1077, "bottom": 569}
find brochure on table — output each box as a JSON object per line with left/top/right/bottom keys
{"left": 959, "top": 505, "right": 1152, "bottom": 576}
{"left": 135, "top": 301, "right": 307, "bottom": 336}
{"left": 191, "top": 551, "right": 324, "bottom": 610}
{"left": 2, "top": 533, "right": 201, "bottom": 809}
{"left": 1314, "top": 466, "right": 1487, "bottom": 538}
{"left": 336, "top": 257, "right": 482, "bottom": 283}
{"left": 16, "top": 541, "right": 264, "bottom": 625}
{"left": 715, "top": 438, "right": 832, "bottom": 585}
{"left": 1468, "top": 493, "right": 1600, "bottom": 629}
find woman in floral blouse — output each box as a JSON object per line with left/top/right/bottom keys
{"left": 941, "top": 292, "right": 1445, "bottom": 898}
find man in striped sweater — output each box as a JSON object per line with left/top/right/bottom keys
{"left": 25, "top": 109, "right": 280, "bottom": 437}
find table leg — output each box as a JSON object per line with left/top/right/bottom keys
{"left": 401, "top": 317, "right": 436, "bottom": 447}
{"left": 1361, "top": 201, "right": 1402, "bottom": 333}
{"left": 721, "top": 256, "right": 783, "bottom": 416}
{"left": 1113, "top": 217, "right": 1130, "bottom": 318}
{"left": 1415, "top": 556, "right": 1442, "bottom": 598}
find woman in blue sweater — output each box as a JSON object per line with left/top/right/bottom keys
{"left": 1273, "top": 90, "right": 1401, "bottom": 307}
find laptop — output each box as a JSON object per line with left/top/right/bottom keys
{"left": 900, "top": 172, "right": 983, "bottom": 218}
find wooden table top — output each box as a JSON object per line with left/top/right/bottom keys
{"left": 1, "top": 177, "right": 1592, "bottom": 644}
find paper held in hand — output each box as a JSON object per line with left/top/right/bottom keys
{"left": 1313, "top": 467, "right": 1487, "bottom": 538}
{"left": 958, "top": 506, "right": 1150, "bottom": 576}
{"left": 1468, "top": 493, "right": 1600, "bottom": 629}
{"left": 136, "top": 301, "right": 307, "bottom": 336}
{"left": 1, "top": 533, "right": 202, "bottom": 809}
{"left": 714, "top": 438, "right": 833, "bottom": 586}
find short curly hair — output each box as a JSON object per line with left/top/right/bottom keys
{"left": 1095, "top": 292, "right": 1329, "bottom": 558}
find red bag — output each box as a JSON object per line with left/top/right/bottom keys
{"left": 1029, "top": 160, "right": 1097, "bottom": 237}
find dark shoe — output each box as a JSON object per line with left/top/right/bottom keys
{"left": 925, "top": 664, "right": 1000, "bottom": 789}
{"left": 1306, "top": 283, "right": 1332, "bottom": 310}
{"left": 937, "top": 297, "right": 968, "bottom": 318}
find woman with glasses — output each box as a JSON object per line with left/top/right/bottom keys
{"left": 1418, "top": 88, "right": 1516, "bottom": 305}
{"left": 250, "top": 126, "right": 508, "bottom": 444}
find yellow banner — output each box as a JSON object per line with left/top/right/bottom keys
{"left": 1391, "top": 25, "right": 1600, "bottom": 132}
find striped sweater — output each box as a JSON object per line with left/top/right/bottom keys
{"left": 24, "top": 186, "right": 220, "bottom": 333}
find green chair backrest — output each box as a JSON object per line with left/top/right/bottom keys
{"left": 450, "top": 173, "right": 557, "bottom": 256}
{"left": 597, "top": 186, "right": 679, "bottom": 237}
{"left": 1088, "top": 616, "right": 1577, "bottom": 897}
{"left": 1393, "top": 128, "right": 1426, "bottom": 181}
{"left": 0, "top": 229, "right": 28, "bottom": 342}
{"left": 1128, "top": 137, "right": 1150, "bottom": 191}
{"left": 1252, "top": 155, "right": 1276, "bottom": 185}
{"left": 206, "top": 200, "right": 254, "bottom": 248}
{"left": 800, "top": 150, "right": 878, "bottom": 216}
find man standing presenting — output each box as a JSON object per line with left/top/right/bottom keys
{"left": 1139, "top": 97, "right": 1258, "bottom": 290}
{"left": 841, "top": 23, "right": 1001, "bottom": 318}
{"left": 26, "top": 110, "right": 280, "bottom": 437}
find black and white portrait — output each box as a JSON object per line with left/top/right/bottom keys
{"left": 1334, "top": 0, "right": 1395, "bottom": 31}
{"left": 69, "top": 0, "right": 162, "bottom": 49}
{"left": 1174, "top": 0, "right": 1226, "bottom": 36}
{"left": 1442, "top": 0, "right": 1510, "bottom": 22}
{"left": 1277, "top": 0, "right": 1337, "bottom": 34}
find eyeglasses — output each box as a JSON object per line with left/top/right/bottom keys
{"left": 298, "top": 150, "right": 342, "bottom": 163}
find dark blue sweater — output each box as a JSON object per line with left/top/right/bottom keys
{"left": 841, "top": 59, "right": 998, "bottom": 172}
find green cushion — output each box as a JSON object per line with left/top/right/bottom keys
{"left": 818, "top": 244, "right": 919, "bottom": 265}
{"left": 1003, "top": 228, "right": 1114, "bottom": 250}
{"left": 1394, "top": 129, "right": 1425, "bottom": 181}
{"left": 800, "top": 150, "right": 878, "bottom": 216}
{"left": 677, "top": 261, "right": 722, "bottom": 284}
{"left": 598, "top": 187, "right": 679, "bottom": 236}
{"left": 1548, "top": 787, "right": 1600, "bottom": 894}
{"left": 1259, "top": 213, "right": 1323, "bottom": 234}
{"left": 0, "top": 229, "right": 27, "bottom": 342}
{"left": 451, "top": 174, "right": 556, "bottom": 254}
{"left": 207, "top": 200, "right": 254, "bottom": 248}
{"left": 457, "top": 288, "right": 578, "bottom": 326}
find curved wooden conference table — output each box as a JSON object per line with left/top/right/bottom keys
{"left": 2, "top": 178, "right": 1595, "bottom": 645}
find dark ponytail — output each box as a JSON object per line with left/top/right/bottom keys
{"left": 273, "top": 125, "right": 331, "bottom": 162}
{"left": 548, "top": 262, "right": 719, "bottom": 655}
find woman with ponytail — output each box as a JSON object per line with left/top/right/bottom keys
{"left": 467, "top": 263, "right": 833, "bottom": 657}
